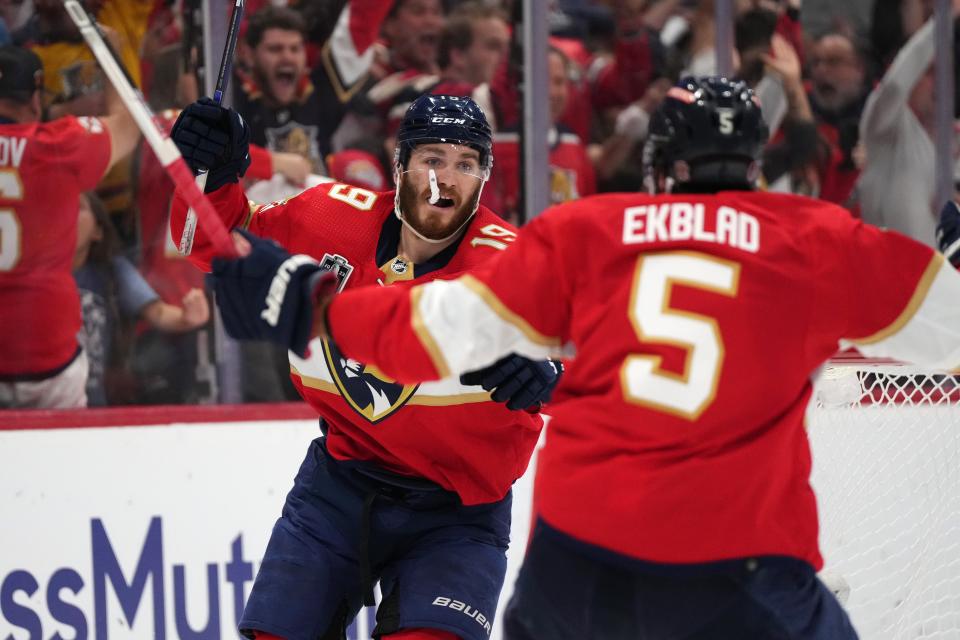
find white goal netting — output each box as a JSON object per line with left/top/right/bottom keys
{"left": 810, "top": 358, "right": 960, "bottom": 639}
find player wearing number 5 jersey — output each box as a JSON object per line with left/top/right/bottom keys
{"left": 283, "top": 77, "right": 960, "bottom": 638}
{"left": 169, "top": 94, "right": 557, "bottom": 640}
{"left": 0, "top": 45, "right": 138, "bottom": 409}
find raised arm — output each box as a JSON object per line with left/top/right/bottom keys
{"left": 860, "top": 17, "right": 935, "bottom": 140}
{"left": 75, "top": 24, "right": 142, "bottom": 173}
{"left": 168, "top": 99, "right": 256, "bottom": 270}
{"left": 319, "top": 0, "right": 396, "bottom": 102}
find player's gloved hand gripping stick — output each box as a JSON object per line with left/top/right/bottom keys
{"left": 172, "top": 98, "right": 251, "bottom": 194}
{"left": 62, "top": 0, "right": 236, "bottom": 258}
{"left": 179, "top": 0, "right": 246, "bottom": 255}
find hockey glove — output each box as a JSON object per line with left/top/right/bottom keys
{"left": 460, "top": 355, "right": 563, "bottom": 411}
{"left": 171, "top": 97, "right": 251, "bottom": 193}
{"left": 210, "top": 230, "right": 338, "bottom": 357}
{"left": 936, "top": 200, "right": 960, "bottom": 268}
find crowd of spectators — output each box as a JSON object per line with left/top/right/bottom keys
{"left": 0, "top": 0, "right": 957, "bottom": 408}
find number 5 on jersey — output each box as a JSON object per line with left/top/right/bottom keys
{"left": 621, "top": 252, "right": 740, "bottom": 419}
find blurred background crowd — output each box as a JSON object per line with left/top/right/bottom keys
{"left": 0, "top": 0, "right": 957, "bottom": 409}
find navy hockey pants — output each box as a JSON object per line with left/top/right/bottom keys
{"left": 239, "top": 437, "right": 511, "bottom": 640}
{"left": 503, "top": 520, "right": 858, "bottom": 640}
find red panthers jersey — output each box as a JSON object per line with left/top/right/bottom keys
{"left": 327, "top": 191, "right": 960, "bottom": 567}
{"left": 0, "top": 115, "right": 111, "bottom": 377}
{"left": 170, "top": 181, "right": 543, "bottom": 505}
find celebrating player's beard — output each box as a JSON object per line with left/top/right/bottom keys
{"left": 397, "top": 171, "right": 482, "bottom": 241}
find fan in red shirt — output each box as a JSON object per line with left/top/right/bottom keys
{"left": 483, "top": 46, "right": 595, "bottom": 223}
{"left": 208, "top": 78, "right": 960, "bottom": 638}
{"left": 0, "top": 44, "right": 138, "bottom": 409}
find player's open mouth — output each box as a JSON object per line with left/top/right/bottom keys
{"left": 428, "top": 196, "right": 456, "bottom": 209}
{"left": 274, "top": 69, "right": 299, "bottom": 87}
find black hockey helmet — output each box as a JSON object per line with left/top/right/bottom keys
{"left": 643, "top": 76, "right": 768, "bottom": 193}
{"left": 395, "top": 94, "right": 493, "bottom": 173}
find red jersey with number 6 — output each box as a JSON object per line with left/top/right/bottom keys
{"left": 0, "top": 116, "right": 111, "bottom": 378}
{"left": 327, "top": 190, "right": 960, "bottom": 567}
{"left": 170, "top": 181, "right": 543, "bottom": 505}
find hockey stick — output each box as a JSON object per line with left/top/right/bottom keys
{"left": 182, "top": 0, "right": 246, "bottom": 255}
{"left": 62, "top": 0, "right": 236, "bottom": 258}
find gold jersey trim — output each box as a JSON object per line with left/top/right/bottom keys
{"left": 291, "top": 366, "right": 491, "bottom": 406}
{"left": 851, "top": 253, "right": 944, "bottom": 346}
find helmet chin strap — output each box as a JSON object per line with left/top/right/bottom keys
{"left": 393, "top": 164, "right": 486, "bottom": 245}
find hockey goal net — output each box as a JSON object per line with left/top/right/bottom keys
{"left": 810, "top": 356, "right": 960, "bottom": 639}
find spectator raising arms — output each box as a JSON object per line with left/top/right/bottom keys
{"left": 0, "top": 44, "right": 138, "bottom": 409}
{"left": 234, "top": 2, "right": 393, "bottom": 176}
{"left": 857, "top": 0, "right": 960, "bottom": 245}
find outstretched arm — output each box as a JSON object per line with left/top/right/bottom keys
{"left": 324, "top": 216, "right": 573, "bottom": 383}
{"left": 207, "top": 214, "right": 574, "bottom": 386}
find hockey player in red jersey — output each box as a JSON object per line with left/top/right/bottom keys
{"left": 208, "top": 77, "right": 960, "bottom": 638}
{"left": 169, "top": 94, "right": 560, "bottom": 640}
{"left": 0, "top": 44, "right": 138, "bottom": 409}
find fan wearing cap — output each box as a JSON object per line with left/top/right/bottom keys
{"left": 0, "top": 44, "right": 138, "bottom": 409}
{"left": 167, "top": 93, "right": 561, "bottom": 640}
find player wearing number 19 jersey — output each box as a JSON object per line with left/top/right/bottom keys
{"left": 170, "top": 94, "right": 549, "bottom": 640}
{"left": 0, "top": 45, "right": 136, "bottom": 408}
{"left": 321, "top": 78, "right": 960, "bottom": 638}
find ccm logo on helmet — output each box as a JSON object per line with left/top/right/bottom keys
{"left": 431, "top": 117, "right": 467, "bottom": 124}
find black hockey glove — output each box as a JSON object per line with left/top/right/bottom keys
{"left": 210, "top": 230, "right": 338, "bottom": 358}
{"left": 936, "top": 200, "right": 960, "bottom": 268}
{"left": 460, "top": 355, "right": 563, "bottom": 412}
{"left": 171, "top": 97, "right": 251, "bottom": 193}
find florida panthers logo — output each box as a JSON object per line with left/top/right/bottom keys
{"left": 322, "top": 340, "right": 419, "bottom": 423}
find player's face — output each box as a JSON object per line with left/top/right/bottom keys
{"left": 548, "top": 50, "right": 570, "bottom": 124}
{"left": 397, "top": 143, "right": 485, "bottom": 240}
{"left": 384, "top": 0, "right": 445, "bottom": 70}
{"left": 460, "top": 18, "right": 509, "bottom": 86}
{"left": 809, "top": 35, "right": 864, "bottom": 112}
{"left": 252, "top": 28, "right": 307, "bottom": 106}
